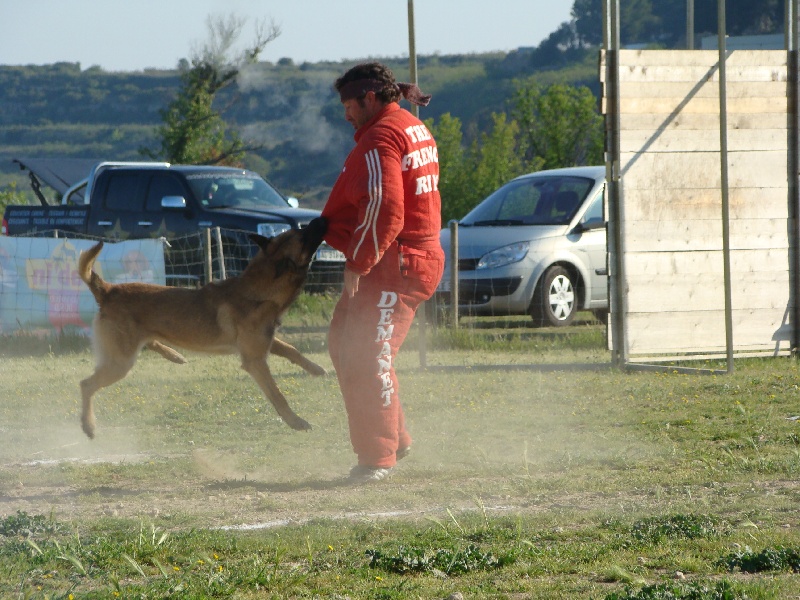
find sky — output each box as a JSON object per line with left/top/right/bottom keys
{"left": 0, "top": 0, "right": 573, "bottom": 72}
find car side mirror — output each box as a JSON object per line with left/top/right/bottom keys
{"left": 286, "top": 196, "right": 300, "bottom": 208}
{"left": 161, "top": 195, "right": 187, "bottom": 210}
{"left": 573, "top": 220, "right": 605, "bottom": 234}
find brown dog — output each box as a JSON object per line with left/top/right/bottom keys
{"left": 77, "top": 217, "right": 329, "bottom": 439}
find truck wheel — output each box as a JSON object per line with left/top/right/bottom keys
{"left": 530, "top": 265, "right": 577, "bottom": 327}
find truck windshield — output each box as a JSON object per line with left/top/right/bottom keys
{"left": 186, "top": 174, "right": 290, "bottom": 210}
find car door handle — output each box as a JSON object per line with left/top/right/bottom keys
{"left": 595, "top": 268, "right": 608, "bottom": 276}
{"left": 96, "top": 221, "right": 113, "bottom": 227}
{"left": 138, "top": 221, "right": 153, "bottom": 227}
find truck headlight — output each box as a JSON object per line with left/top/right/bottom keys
{"left": 257, "top": 223, "right": 292, "bottom": 237}
{"left": 476, "top": 242, "right": 529, "bottom": 270}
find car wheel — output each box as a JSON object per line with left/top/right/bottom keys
{"left": 530, "top": 265, "right": 577, "bottom": 327}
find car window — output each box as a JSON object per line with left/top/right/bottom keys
{"left": 461, "top": 175, "right": 595, "bottom": 226}
{"left": 580, "top": 188, "right": 605, "bottom": 226}
{"left": 145, "top": 174, "right": 186, "bottom": 211}
{"left": 186, "top": 173, "right": 289, "bottom": 210}
{"left": 103, "top": 172, "right": 146, "bottom": 212}
{"left": 496, "top": 183, "right": 539, "bottom": 220}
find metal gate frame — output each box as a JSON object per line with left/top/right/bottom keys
{"left": 603, "top": 0, "right": 800, "bottom": 372}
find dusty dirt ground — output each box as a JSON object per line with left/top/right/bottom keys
{"left": 0, "top": 350, "right": 618, "bottom": 532}
{"left": 1, "top": 343, "right": 791, "bottom": 535}
{"left": 0, "top": 465, "right": 653, "bottom": 536}
{"left": 0, "top": 425, "right": 662, "bottom": 533}
{"left": 0, "top": 453, "right": 539, "bottom": 531}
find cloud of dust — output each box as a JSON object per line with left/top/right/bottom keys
{"left": 191, "top": 448, "right": 248, "bottom": 481}
{"left": 2, "top": 423, "right": 147, "bottom": 468}
{"left": 399, "top": 368, "right": 661, "bottom": 479}
{"left": 236, "top": 64, "right": 348, "bottom": 155}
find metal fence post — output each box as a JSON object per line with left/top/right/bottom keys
{"left": 213, "top": 227, "right": 226, "bottom": 280}
{"left": 605, "top": 0, "right": 626, "bottom": 366}
{"left": 203, "top": 228, "right": 212, "bottom": 285}
{"left": 417, "top": 302, "right": 427, "bottom": 369}
{"left": 449, "top": 219, "right": 459, "bottom": 329}
{"left": 788, "top": 0, "right": 800, "bottom": 354}
{"left": 717, "top": 0, "right": 734, "bottom": 374}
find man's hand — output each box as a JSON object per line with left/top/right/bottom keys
{"left": 344, "top": 267, "right": 361, "bottom": 298}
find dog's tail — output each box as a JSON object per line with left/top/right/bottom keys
{"left": 78, "top": 241, "right": 109, "bottom": 303}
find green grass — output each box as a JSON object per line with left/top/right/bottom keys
{"left": 1, "top": 298, "right": 800, "bottom": 598}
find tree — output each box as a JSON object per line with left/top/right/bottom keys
{"left": 426, "top": 113, "right": 469, "bottom": 222}
{"left": 573, "top": 0, "right": 658, "bottom": 47}
{"left": 530, "top": 22, "right": 583, "bottom": 70}
{"left": 0, "top": 181, "right": 25, "bottom": 214}
{"left": 429, "top": 112, "right": 530, "bottom": 223}
{"left": 692, "top": 0, "right": 783, "bottom": 37}
{"left": 468, "top": 113, "right": 524, "bottom": 206}
{"left": 570, "top": 0, "right": 784, "bottom": 49}
{"left": 142, "top": 14, "right": 280, "bottom": 165}
{"left": 513, "top": 83, "right": 603, "bottom": 170}
{"left": 571, "top": 0, "right": 604, "bottom": 47}
{"left": 429, "top": 81, "right": 602, "bottom": 222}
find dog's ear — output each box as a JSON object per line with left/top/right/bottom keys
{"left": 249, "top": 234, "right": 272, "bottom": 253}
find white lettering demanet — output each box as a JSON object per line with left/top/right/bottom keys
{"left": 376, "top": 324, "right": 395, "bottom": 342}
{"left": 377, "top": 291, "right": 398, "bottom": 308}
{"left": 375, "top": 290, "right": 398, "bottom": 406}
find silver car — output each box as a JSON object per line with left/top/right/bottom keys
{"left": 437, "top": 166, "right": 607, "bottom": 326}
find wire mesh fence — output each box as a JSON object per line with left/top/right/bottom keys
{"left": 0, "top": 226, "right": 608, "bottom": 369}
{"left": 414, "top": 221, "right": 608, "bottom": 367}
{"left": 0, "top": 227, "right": 345, "bottom": 337}
{"left": 1, "top": 226, "right": 345, "bottom": 289}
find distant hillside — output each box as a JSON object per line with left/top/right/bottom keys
{"left": 0, "top": 50, "right": 597, "bottom": 209}
{"left": 1, "top": 0, "right": 786, "bottom": 208}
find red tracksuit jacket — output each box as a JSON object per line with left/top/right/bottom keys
{"left": 322, "top": 102, "right": 442, "bottom": 272}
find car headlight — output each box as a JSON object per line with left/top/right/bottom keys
{"left": 257, "top": 223, "right": 292, "bottom": 237}
{"left": 476, "top": 242, "right": 530, "bottom": 270}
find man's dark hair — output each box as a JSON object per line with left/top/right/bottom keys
{"left": 335, "top": 62, "right": 401, "bottom": 104}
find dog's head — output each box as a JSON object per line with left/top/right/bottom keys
{"left": 245, "top": 217, "right": 328, "bottom": 290}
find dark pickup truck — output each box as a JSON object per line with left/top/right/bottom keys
{"left": 2, "top": 159, "right": 345, "bottom": 289}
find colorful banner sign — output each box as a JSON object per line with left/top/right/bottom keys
{"left": 0, "top": 237, "right": 165, "bottom": 335}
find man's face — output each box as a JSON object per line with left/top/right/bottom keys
{"left": 342, "top": 92, "right": 381, "bottom": 130}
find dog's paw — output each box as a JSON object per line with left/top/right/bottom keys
{"left": 81, "top": 419, "right": 96, "bottom": 440}
{"left": 287, "top": 416, "right": 313, "bottom": 431}
{"left": 307, "top": 363, "right": 327, "bottom": 377}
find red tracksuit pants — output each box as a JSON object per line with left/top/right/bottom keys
{"left": 328, "top": 241, "right": 444, "bottom": 468}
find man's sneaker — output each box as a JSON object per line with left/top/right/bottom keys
{"left": 396, "top": 445, "right": 412, "bottom": 461}
{"left": 348, "top": 465, "right": 393, "bottom": 484}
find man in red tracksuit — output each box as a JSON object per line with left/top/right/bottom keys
{"left": 321, "top": 62, "right": 444, "bottom": 483}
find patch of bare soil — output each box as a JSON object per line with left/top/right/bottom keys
{"left": 0, "top": 444, "right": 622, "bottom": 532}
{"left": 3, "top": 428, "right": 798, "bottom": 532}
